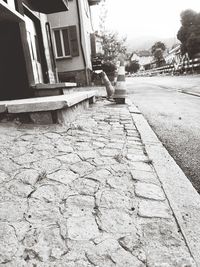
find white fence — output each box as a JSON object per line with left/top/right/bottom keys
{"left": 140, "top": 57, "right": 200, "bottom": 76}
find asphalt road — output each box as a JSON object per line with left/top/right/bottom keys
{"left": 127, "top": 75, "right": 200, "bottom": 193}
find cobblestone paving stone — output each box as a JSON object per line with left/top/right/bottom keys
{"left": 0, "top": 100, "right": 196, "bottom": 266}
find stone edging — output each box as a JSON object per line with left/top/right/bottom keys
{"left": 127, "top": 99, "right": 200, "bottom": 266}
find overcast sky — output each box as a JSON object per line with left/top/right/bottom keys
{"left": 92, "top": 0, "right": 200, "bottom": 40}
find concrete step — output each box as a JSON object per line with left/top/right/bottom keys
{"left": 32, "top": 82, "right": 77, "bottom": 97}
{"left": 0, "top": 91, "right": 96, "bottom": 114}
{"left": 73, "top": 86, "right": 107, "bottom": 97}
{"left": 0, "top": 104, "right": 6, "bottom": 113}
{"left": 32, "top": 82, "right": 77, "bottom": 90}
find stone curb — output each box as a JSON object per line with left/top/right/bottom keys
{"left": 126, "top": 98, "right": 200, "bottom": 266}
{"left": 180, "top": 89, "right": 200, "bottom": 98}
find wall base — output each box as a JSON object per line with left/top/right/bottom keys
{"left": 57, "top": 99, "right": 90, "bottom": 125}
{"left": 58, "top": 69, "right": 92, "bottom": 86}
{"left": 0, "top": 98, "right": 94, "bottom": 125}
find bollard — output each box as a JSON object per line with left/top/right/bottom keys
{"left": 100, "top": 71, "right": 115, "bottom": 99}
{"left": 113, "top": 59, "right": 127, "bottom": 104}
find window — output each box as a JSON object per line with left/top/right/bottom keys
{"left": 53, "top": 26, "right": 79, "bottom": 58}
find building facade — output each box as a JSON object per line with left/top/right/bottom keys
{"left": 165, "top": 44, "right": 181, "bottom": 65}
{"left": 0, "top": 0, "right": 68, "bottom": 100}
{"left": 47, "top": 0, "right": 101, "bottom": 86}
{"left": 130, "top": 51, "right": 153, "bottom": 71}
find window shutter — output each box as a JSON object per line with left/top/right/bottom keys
{"left": 90, "top": 33, "right": 96, "bottom": 58}
{"left": 69, "top": 25, "right": 79, "bottom": 57}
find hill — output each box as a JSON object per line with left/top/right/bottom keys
{"left": 126, "top": 36, "right": 179, "bottom": 52}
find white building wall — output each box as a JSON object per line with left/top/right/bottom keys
{"left": 39, "top": 13, "right": 57, "bottom": 83}
{"left": 78, "top": 0, "right": 93, "bottom": 70}
{"left": 6, "top": 0, "right": 16, "bottom": 10}
{"left": 48, "top": 1, "right": 84, "bottom": 73}
{"left": 22, "top": 2, "right": 57, "bottom": 84}
{"left": 47, "top": 0, "right": 93, "bottom": 74}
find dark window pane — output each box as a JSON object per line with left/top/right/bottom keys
{"left": 90, "top": 33, "right": 96, "bottom": 57}
{"left": 71, "top": 40, "right": 79, "bottom": 55}
{"left": 54, "top": 30, "right": 63, "bottom": 57}
{"left": 62, "top": 29, "right": 70, "bottom": 56}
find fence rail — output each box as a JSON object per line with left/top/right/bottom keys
{"left": 139, "top": 57, "right": 200, "bottom": 76}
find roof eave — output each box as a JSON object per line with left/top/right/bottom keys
{"left": 27, "top": 0, "right": 69, "bottom": 14}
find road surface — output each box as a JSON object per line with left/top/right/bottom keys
{"left": 127, "top": 75, "right": 200, "bottom": 193}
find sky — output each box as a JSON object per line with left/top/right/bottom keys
{"left": 92, "top": 0, "right": 200, "bottom": 41}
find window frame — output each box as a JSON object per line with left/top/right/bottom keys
{"left": 53, "top": 27, "right": 72, "bottom": 59}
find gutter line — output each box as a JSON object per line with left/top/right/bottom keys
{"left": 76, "top": 0, "right": 89, "bottom": 85}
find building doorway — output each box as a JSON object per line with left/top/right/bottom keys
{"left": 0, "top": 21, "right": 30, "bottom": 100}
{"left": 24, "top": 14, "right": 44, "bottom": 84}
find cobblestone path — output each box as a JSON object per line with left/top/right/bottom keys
{"left": 0, "top": 100, "right": 195, "bottom": 266}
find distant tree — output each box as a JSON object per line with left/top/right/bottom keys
{"left": 151, "top": 42, "right": 166, "bottom": 55}
{"left": 177, "top": 9, "right": 200, "bottom": 58}
{"left": 151, "top": 42, "right": 166, "bottom": 67}
{"left": 126, "top": 60, "right": 140, "bottom": 73}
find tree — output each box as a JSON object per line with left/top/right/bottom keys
{"left": 126, "top": 60, "right": 140, "bottom": 73}
{"left": 151, "top": 42, "right": 166, "bottom": 67}
{"left": 177, "top": 9, "right": 200, "bottom": 58}
{"left": 151, "top": 42, "right": 166, "bottom": 54}
{"left": 98, "top": 0, "right": 127, "bottom": 64}
{"left": 101, "top": 31, "right": 127, "bottom": 63}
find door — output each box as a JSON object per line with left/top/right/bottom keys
{"left": 24, "top": 15, "right": 43, "bottom": 84}
{"left": 0, "top": 22, "right": 30, "bottom": 100}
